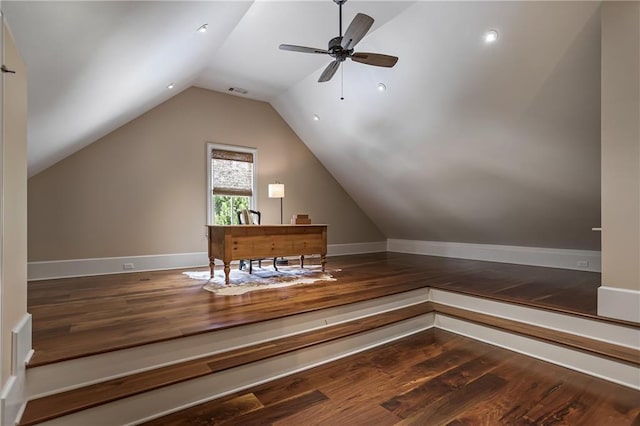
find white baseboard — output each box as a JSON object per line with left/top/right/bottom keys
{"left": 327, "top": 241, "right": 386, "bottom": 256}
{"left": 28, "top": 240, "right": 598, "bottom": 280}
{"left": 27, "top": 241, "right": 387, "bottom": 281}
{"left": 1, "top": 314, "right": 32, "bottom": 426}
{"left": 598, "top": 286, "right": 640, "bottom": 323}
{"left": 28, "top": 252, "right": 209, "bottom": 281}
{"left": 387, "top": 239, "right": 601, "bottom": 272}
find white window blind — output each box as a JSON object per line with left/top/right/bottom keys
{"left": 211, "top": 149, "right": 254, "bottom": 197}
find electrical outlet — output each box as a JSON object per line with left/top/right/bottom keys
{"left": 577, "top": 260, "right": 589, "bottom": 268}
{"left": 123, "top": 263, "right": 134, "bottom": 270}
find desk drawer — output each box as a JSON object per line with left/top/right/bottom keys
{"left": 231, "top": 234, "right": 323, "bottom": 259}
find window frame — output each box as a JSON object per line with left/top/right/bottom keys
{"left": 206, "top": 142, "right": 258, "bottom": 225}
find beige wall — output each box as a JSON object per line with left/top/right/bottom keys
{"left": 601, "top": 1, "right": 640, "bottom": 292}
{"left": 28, "top": 87, "right": 384, "bottom": 261}
{"left": 2, "top": 21, "right": 28, "bottom": 384}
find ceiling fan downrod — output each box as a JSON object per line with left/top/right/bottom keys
{"left": 335, "top": 0, "right": 346, "bottom": 37}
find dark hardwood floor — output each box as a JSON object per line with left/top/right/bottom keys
{"left": 142, "top": 329, "right": 640, "bottom": 426}
{"left": 28, "top": 252, "right": 607, "bottom": 366}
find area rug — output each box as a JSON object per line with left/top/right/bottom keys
{"left": 183, "top": 266, "right": 337, "bottom": 296}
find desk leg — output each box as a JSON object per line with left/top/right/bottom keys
{"left": 224, "top": 262, "right": 231, "bottom": 285}
{"left": 321, "top": 255, "right": 326, "bottom": 272}
{"left": 209, "top": 259, "right": 215, "bottom": 279}
{"left": 300, "top": 255, "right": 305, "bottom": 268}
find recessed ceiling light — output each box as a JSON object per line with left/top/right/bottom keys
{"left": 197, "top": 24, "right": 208, "bottom": 33}
{"left": 313, "top": 114, "right": 320, "bottom": 121}
{"left": 377, "top": 82, "right": 387, "bottom": 92}
{"left": 167, "top": 83, "right": 175, "bottom": 89}
{"left": 484, "top": 29, "right": 499, "bottom": 44}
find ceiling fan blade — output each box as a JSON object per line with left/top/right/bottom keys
{"left": 341, "top": 13, "right": 374, "bottom": 50}
{"left": 318, "top": 60, "right": 341, "bottom": 82}
{"left": 279, "top": 44, "right": 329, "bottom": 55}
{"left": 351, "top": 52, "right": 398, "bottom": 68}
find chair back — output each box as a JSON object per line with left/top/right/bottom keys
{"left": 237, "top": 209, "right": 261, "bottom": 225}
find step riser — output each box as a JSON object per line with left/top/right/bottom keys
{"left": 437, "top": 315, "right": 640, "bottom": 390}
{"left": 27, "top": 288, "right": 430, "bottom": 399}
{"left": 37, "top": 314, "right": 436, "bottom": 426}
{"left": 431, "top": 289, "right": 639, "bottom": 349}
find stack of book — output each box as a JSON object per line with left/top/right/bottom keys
{"left": 291, "top": 214, "right": 311, "bottom": 225}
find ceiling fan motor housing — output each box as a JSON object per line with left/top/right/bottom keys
{"left": 328, "top": 36, "right": 352, "bottom": 61}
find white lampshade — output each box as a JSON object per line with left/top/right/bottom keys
{"left": 268, "top": 183, "right": 285, "bottom": 198}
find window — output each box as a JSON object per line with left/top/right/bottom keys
{"left": 207, "top": 143, "right": 257, "bottom": 225}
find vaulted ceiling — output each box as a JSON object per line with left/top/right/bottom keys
{"left": 4, "top": 1, "right": 602, "bottom": 249}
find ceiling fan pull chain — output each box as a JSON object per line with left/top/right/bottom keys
{"left": 340, "top": 65, "right": 344, "bottom": 100}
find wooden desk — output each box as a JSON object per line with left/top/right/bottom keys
{"left": 207, "top": 225, "right": 327, "bottom": 284}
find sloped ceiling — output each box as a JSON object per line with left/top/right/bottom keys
{"left": 4, "top": 1, "right": 601, "bottom": 249}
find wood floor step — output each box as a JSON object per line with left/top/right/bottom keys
{"left": 429, "top": 283, "right": 640, "bottom": 328}
{"left": 21, "top": 294, "right": 639, "bottom": 425}
{"left": 19, "top": 302, "right": 434, "bottom": 426}
{"left": 432, "top": 302, "right": 640, "bottom": 366}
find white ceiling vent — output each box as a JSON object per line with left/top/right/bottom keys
{"left": 228, "top": 87, "right": 248, "bottom": 95}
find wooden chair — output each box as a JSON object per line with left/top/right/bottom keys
{"left": 236, "top": 210, "right": 278, "bottom": 273}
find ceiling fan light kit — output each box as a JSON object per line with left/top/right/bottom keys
{"left": 279, "top": 0, "right": 399, "bottom": 84}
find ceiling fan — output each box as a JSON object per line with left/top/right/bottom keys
{"left": 279, "top": 0, "right": 399, "bottom": 83}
